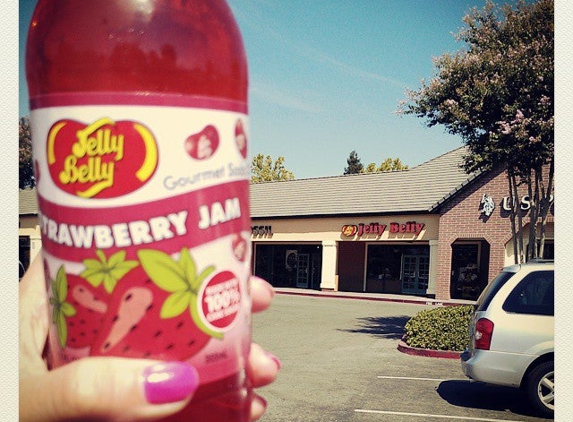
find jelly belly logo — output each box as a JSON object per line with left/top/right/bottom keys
{"left": 47, "top": 117, "right": 158, "bottom": 198}
{"left": 342, "top": 221, "right": 425, "bottom": 237}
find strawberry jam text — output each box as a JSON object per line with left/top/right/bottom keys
{"left": 39, "top": 210, "right": 189, "bottom": 249}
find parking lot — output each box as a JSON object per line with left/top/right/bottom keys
{"left": 252, "top": 294, "right": 552, "bottom": 422}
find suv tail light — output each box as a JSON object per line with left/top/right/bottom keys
{"left": 474, "top": 318, "right": 494, "bottom": 350}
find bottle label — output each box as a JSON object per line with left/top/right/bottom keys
{"left": 31, "top": 95, "right": 251, "bottom": 384}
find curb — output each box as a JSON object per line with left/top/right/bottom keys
{"left": 397, "top": 339, "right": 462, "bottom": 360}
{"left": 274, "top": 288, "right": 474, "bottom": 307}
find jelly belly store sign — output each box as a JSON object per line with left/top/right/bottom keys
{"left": 341, "top": 221, "right": 425, "bottom": 238}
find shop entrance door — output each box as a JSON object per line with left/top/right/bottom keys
{"left": 450, "top": 243, "right": 482, "bottom": 300}
{"left": 296, "top": 253, "right": 310, "bottom": 288}
{"left": 401, "top": 255, "right": 429, "bottom": 295}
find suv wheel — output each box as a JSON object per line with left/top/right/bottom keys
{"left": 525, "top": 360, "right": 554, "bottom": 417}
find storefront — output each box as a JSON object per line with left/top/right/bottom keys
{"left": 19, "top": 147, "right": 554, "bottom": 300}
{"left": 250, "top": 147, "right": 555, "bottom": 301}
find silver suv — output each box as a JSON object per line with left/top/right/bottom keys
{"left": 461, "top": 259, "right": 554, "bottom": 417}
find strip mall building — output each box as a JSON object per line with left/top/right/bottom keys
{"left": 19, "top": 147, "right": 554, "bottom": 301}
{"left": 249, "top": 147, "right": 554, "bottom": 301}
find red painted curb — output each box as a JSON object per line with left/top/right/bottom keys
{"left": 274, "top": 289, "right": 473, "bottom": 307}
{"left": 397, "top": 339, "right": 462, "bottom": 360}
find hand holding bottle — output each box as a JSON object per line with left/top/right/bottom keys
{"left": 19, "top": 255, "right": 280, "bottom": 422}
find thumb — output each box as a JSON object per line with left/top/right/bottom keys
{"left": 20, "top": 358, "right": 199, "bottom": 422}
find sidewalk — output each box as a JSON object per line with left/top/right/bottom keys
{"left": 274, "top": 287, "right": 475, "bottom": 307}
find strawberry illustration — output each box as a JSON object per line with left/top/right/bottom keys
{"left": 47, "top": 250, "right": 138, "bottom": 349}
{"left": 66, "top": 274, "right": 109, "bottom": 349}
{"left": 91, "top": 248, "right": 221, "bottom": 360}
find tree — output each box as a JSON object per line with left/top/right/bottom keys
{"left": 399, "top": 0, "right": 553, "bottom": 263}
{"left": 344, "top": 150, "right": 363, "bottom": 175}
{"left": 250, "top": 154, "right": 295, "bottom": 183}
{"left": 19, "top": 117, "right": 35, "bottom": 189}
{"left": 362, "top": 157, "right": 409, "bottom": 173}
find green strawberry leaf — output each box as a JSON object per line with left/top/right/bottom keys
{"left": 138, "top": 248, "right": 224, "bottom": 340}
{"left": 108, "top": 250, "right": 127, "bottom": 267}
{"left": 179, "top": 248, "right": 197, "bottom": 290}
{"left": 102, "top": 274, "right": 117, "bottom": 294}
{"left": 61, "top": 302, "right": 77, "bottom": 317}
{"left": 51, "top": 300, "right": 59, "bottom": 324}
{"left": 161, "top": 291, "right": 192, "bottom": 318}
{"left": 50, "top": 265, "right": 77, "bottom": 348}
{"left": 109, "top": 260, "right": 139, "bottom": 280}
{"left": 80, "top": 249, "right": 139, "bottom": 293}
{"left": 81, "top": 259, "right": 106, "bottom": 287}
{"left": 55, "top": 266, "right": 68, "bottom": 301}
{"left": 56, "top": 312, "right": 67, "bottom": 348}
{"left": 138, "top": 249, "right": 188, "bottom": 292}
{"left": 193, "top": 265, "right": 216, "bottom": 291}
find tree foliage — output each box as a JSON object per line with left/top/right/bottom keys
{"left": 344, "top": 150, "right": 363, "bottom": 175}
{"left": 250, "top": 154, "right": 295, "bottom": 183}
{"left": 399, "top": 0, "right": 553, "bottom": 263}
{"left": 19, "top": 116, "right": 35, "bottom": 189}
{"left": 362, "top": 157, "right": 409, "bottom": 173}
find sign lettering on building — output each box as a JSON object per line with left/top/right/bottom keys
{"left": 251, "top": 225, "right": 272, "bottom": 237}
{"left": 341, "top": 221, "right": 425, "bottom": 238}
{"left": 480, "top": 194, "right": 554, "bottom": 214}
{"left": 502, "top": 195, "right": 533, "bottom": 211}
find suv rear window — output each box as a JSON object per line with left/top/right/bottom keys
{"left": 476, "top": 271, "right": 514, "bottom": 312}
{"left": 503, "top": 270, "right": 554, "bottom": 316}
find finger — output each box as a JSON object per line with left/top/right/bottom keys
{"left": 248, "top": 343, "right": 281, "bottom": 388}
{"left": 19, "top": 358, "right": 199, "bottom": 422}
{"left": 249, "top": 276, "right": 274, "bottom": 313}
{"left": 19, "top": 254, "right": 50, "bottom": 376}
{"left": 250, "top": 394, "right": 268, "bottom": 421}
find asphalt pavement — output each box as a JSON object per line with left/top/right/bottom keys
{"left": 252, "top": 292, "right": 553, "bottom": 422}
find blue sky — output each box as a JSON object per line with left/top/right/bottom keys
{"left": 20, "top": 0, "right": 510, "bottom": 179}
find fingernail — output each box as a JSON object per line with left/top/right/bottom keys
{"left": 265, "top": 351, "right": 282, "bottom": 370}
{"left": 252, "top": 276, "right": 275, "bottom": 297}
{"left": 255, "top": 395, "right": 268, "bottom": 410}
{"left": 142, "top": 362, "right": 199, "bottom": 404}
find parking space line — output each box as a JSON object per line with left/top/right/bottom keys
{"left": 377, "top": 376, "right": 467, "bottom": 382}
{"left": 354, "top": 409, "right": 526, "bottom": 422}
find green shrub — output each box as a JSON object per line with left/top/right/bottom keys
{"left": 404, "top": 305, "right": 473, "bottom": 351}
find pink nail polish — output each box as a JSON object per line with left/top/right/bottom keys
{"left": 142, "top": 362, "right": 199, "bottom": 404}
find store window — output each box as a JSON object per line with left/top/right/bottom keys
{"left": 450, "top": 241, "right": 490, "bottom": 300}
{"left": 526, "top": 240, "right": 554, "bottom": 260}
{"left": 254, "top": 244, "right": 322, "bottom": 290}
{"left": 366, "top": 245, "right": 429, "bottom": 295}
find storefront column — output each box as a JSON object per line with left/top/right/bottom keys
{"left": 30, "top": 227, "right": 42, "bottom": 263}
{"left": 320, "top": 241, "right": 338, "bottom": 291}
{"left": 427, "top": 240, "right": 438, "bottom": 298}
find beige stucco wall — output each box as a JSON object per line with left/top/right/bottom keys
{"left": 251, "top": 214, "right": 440, "bottom": 243}
{"left": 251, "top": 214, "right": 440, "bottom": 292}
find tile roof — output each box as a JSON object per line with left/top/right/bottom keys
{"left": 250, "top": 147, "right": 480, "bottom": 218}
{"left": 18, "top": 147, "right": 479, "bottom": 219}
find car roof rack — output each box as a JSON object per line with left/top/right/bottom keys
{"left": 526, "top": 258, "right": 554, "bottom": 263}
